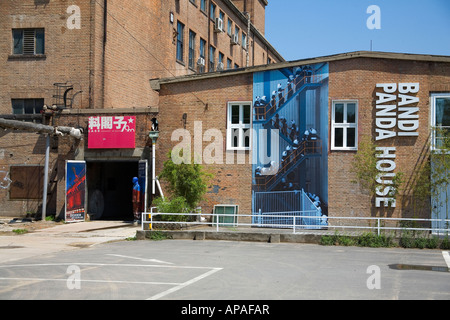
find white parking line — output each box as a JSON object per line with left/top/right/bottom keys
{"left": 0, "top": 262, "right": 223, "bottom": 299}
{"left": 443, "top": 251, "right": 450, "bottom": 271}
{"left": 147, "top": 267, "right": 223, "bottom": 300}
{"left": 106, "top": 254, "right": 174, "bottom": 265}
{"left": 0, "top": 277, "right": 181, "bottom": 286}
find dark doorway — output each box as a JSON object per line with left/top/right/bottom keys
{"left": 87, "top": 161, "right": 138, "bottom": 221}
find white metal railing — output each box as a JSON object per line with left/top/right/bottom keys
{"left": 142, "top": 208, "right": 450, "bottom": 236}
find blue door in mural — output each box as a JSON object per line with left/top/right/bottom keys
{"left": 252, "top": 63, "right": 329, "bottom": 229}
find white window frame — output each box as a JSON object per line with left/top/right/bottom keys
{"left": 331, "top": 100, "right": 358, "bottom": 151}
{"left": 430, "top": 93, "right": 450, "bottom": 152}
{"left": 227, "top": 102, "right": 252, "bottom": 151}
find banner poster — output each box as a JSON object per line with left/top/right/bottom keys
{"left": 65, "top": 161, "right": 86, "bottom": 223}
{"left": 88, "top": 116, "right": 136, "bottom": 149}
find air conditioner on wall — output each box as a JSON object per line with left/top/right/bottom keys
{"left": 216, "top": 62, "right": 224, "bottom": 71}
{"left": 231, "top": 34, "right": 239, "bottom": 45}
{"left": 197, "top": 57, "right": 206, "bottom": 66}
{"left": 214, "top": 18, "right": 224, "bottom": 33}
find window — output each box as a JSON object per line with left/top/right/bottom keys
{"left": 176, "top": 21, "right": 184, "bottom": 62}
{"left": 227, "top": 58, "right": 232, "bottom": 70}
{"left": 12, "top": 99, "right": 44, "bottom": 115}
{"left": 234, "top": 26, "right": 240, "bottom": 44}
{"left": 227, "top": 19, "right": 232, "bottom": 36}
{"left": 200, "top": 0, "right": 207, "bottom": 12}
{"left": 242, "top": 32, "right": 247, "bottom": 49}
{"left": 199, "top": 38, "right": 206, "bottom": 73}
{"left": 12, "top": 28, "right": 45, "bottom": 55}
{"left": 188, "top": 30, "right": 196, "bottom": 69}
{"left": 210, "top": 2, "right": 216, "bottom": 20}
{"left": 227, "top": 102, "right": 252, "bottom": 150}
{"left": 218, "top": 52, "right": 224, "bottom": 70}
{"left": 331, "top": 101, "right": 358, "bottom": 150}
{"left": 219, "top": 11, "right": 225, "bottom": 23}
{"left": 431, "top": 93, "right": 450, "bottom": 151}
{"left": 209, "top": 46, "right": 215, "bottom": 72}
{"left": 213, "top": 205, "right": 238, "bottom": 227}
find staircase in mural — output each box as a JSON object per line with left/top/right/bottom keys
{"left": 253, "top": 73, "right": 326, "bottom": 125}
{"left": 254, "top": 138, "right": 322, "bottom": 192}
{"left": 253, "top": 71, "right": 326, "bottom": 193}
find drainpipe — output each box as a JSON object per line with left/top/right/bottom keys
{"left": 246, "top": 12, "right": 250, "bottom": 67}
{"left": 42, "top": 134, "right": 50, "bottom": 220}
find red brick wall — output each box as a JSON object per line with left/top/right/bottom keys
{"left": 328, "top": 57, "right": 450, "bottom": 221}
{"left": 158, "top": 73, "right": 254, "bottom": 216}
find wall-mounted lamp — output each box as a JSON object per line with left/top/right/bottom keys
{"left": 170, "top": 12, "right": 174, "bottom": 24}
{"left": 182, "top": 113, "right": 187, "bottom": 129}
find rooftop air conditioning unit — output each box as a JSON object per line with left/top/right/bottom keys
{"left": 214, "top": 18, "right": 224, "bottom": 33}
{"left": 231, "top": 34, "right": 239, "bottom": 45}
{"left": 197, "top": 57, "right": 206, "bottom": 67}
{"left": 216, "top": 62, "right": 224, "bottom": 71}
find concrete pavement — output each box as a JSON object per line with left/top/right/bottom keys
{"left": 0, "top": 221, "right": 140, "bottom": 264}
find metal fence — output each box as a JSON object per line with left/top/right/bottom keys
{"left": 252, "top": 189, "right": 325, "bottom": 228}
{"left": 142, "top": 208, "right": 450, "bottom": 237}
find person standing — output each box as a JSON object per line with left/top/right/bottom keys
{"left": 132, "top": 177, "right": 141, "bottom": 223}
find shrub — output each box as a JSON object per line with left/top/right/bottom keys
{"left": 153, "top": 196, "right": 189, "bottom": 222}
{"left": 426, "top": 237, "right": 439, "bottom": 249}
{"left": 440, "top": 237, "right": 450, "bottom": 250}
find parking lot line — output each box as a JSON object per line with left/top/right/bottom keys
{"left": 147, "top": 267, "right": 223, "bottom": 300}
{"left": 443, "top": 251, "right": 450, "bottom": 270}
{"left": 0, "top": 277, "right": 181, "bottom": 286}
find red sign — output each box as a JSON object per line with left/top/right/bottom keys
{"left": 88, "top": 116, "right": 136, "bottom": 149}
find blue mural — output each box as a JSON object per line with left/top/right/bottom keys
{"left": 252, "top": 63, "right": 329, "bottom": 229}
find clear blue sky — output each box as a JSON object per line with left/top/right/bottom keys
{"left": 265, "top": 0, "right": 450, "bottom": 61}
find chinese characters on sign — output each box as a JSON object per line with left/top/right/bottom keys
{"left": 88, "top": 116, "right": 136, "bottom": 149}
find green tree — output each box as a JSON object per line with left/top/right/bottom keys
{"left": 430, "top": 127, "right": 450, "bottom": 227}
{"left": 351, "top": 135, "right": 403, "bottom": 209}
{"left": 158, "top": 150, "right": 213, "bottom": 211}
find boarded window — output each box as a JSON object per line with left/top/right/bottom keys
{"left": 9, "top": 166, "right": 44, "bottom": 200}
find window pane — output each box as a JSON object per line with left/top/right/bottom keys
{"left": 232, "top": 129, "right": 239, "bottom": 147}
{"left": 210, "top": 3, "right": 216, "bottom": 20}
{"left": 335, "top": 104, "right": 344, "bottom": 123}
{"left": 436, "top": 97, "right": 450, "bottom": 127}
{"left": 347, "top": 103, "right": 356, "bottom": 123}
{"left": 24, "top": 99, "right": 35, "bottom": 114}
{"left": 243, "top": 129, "right": 250, "bottom": 147}
{"left": 176, "top": 22, "right": 184, "bottom": 61}
{"left": 12, "top": 29, "right": 23, "bottom": 54}
{"left": 347, "top": 128, "right": 356, "bottom": 148}
{"left": 12, "top": 99, "right": 24, "bottom": 114}
{"left": 35, "top": 29, "right": 45, "bottom": 54}
{"left": 334, "top": 128, "right": 343, "bottom": 147}
{"left": 243, "top": 105, "right": 251, "bottom": 124}
{"left": 231, "top": 105, "right": 240, "bottom": 124}
{"left": 34, "top": 99, "right": 44, "bottom": 114}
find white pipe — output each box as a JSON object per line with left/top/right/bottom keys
{"left": 42, "top": 134, "right": 50, "bottom": 220}
{"left": 152, "top": 141, "right": 156, "bottom": 194}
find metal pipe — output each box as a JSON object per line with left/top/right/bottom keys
{"left": 152, "top": 140, "right": 156, "bottom": 194}
{"left": 42, "top": 134, "right": 50, "bottom": 220}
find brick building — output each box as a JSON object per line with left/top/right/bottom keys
{"left": 0, "top": 0, "right": 282, "bottom": 219}
{"left": 153, "top": 51, "right": 450, "bottom": 230}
